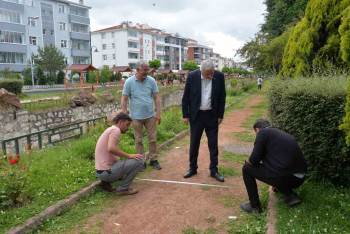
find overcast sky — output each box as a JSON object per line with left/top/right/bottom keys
{"left": 87, "top": 0, "right": 266, "bottom": 59}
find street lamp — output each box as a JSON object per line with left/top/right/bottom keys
{"left": 90, "top": 45, "right": 98, "bottom": 65}
{"left": 27, "top": 16, "right": 39, "bottom": 88}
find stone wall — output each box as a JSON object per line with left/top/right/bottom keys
{"left": 0, "top": 90, "right": 183, "bottom": 143}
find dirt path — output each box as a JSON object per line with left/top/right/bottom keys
{"left": 74, "top": 95, "right": 264, "bottom": 234}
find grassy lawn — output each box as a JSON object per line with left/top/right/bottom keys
{"left": 20, "top": 85, "right": 184, "bottom": 112}
{"left": 276, "top": 181, "right": 350, "bottom": 234}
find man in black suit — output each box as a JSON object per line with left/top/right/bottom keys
{"left": 182, "top": 60, "right": 226, "bottom": 182}
{"left": 240, "top": 119, "right": 307, "bottom": 213}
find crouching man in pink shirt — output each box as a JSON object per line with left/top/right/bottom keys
{"left": 95, "top": 112, "right": 145, "bottom": 195}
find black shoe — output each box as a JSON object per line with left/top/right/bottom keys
{"left": 284, "top": 193, "right": 302, "bottom": 207}
{"left": 183, "top": 170, "right": 197, "bottom": 178}
{"left": 149, "top": 160, "right": 162, "bottom": 170}
{"left": 99, "top": 181, "right": 114, "bottom": 192}
{"left": 240, "top": 202, "right": 262, "bottom": 214}
{"left": 210, "top": 172, "right": 225, "bottom": 182}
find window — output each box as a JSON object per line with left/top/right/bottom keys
{"left": 43, "top": 29, "right": 46, "bottom": 35}
{"left": 51, "top": 30, "right": 54, "bottom": 35}
{"left": 128, "top": 52, "right": 138, "bottom": 59}
{"left": 128, "top": 41, "right": 138, "bottom": 48}
{"left": 73, "top": 56, "right": 89, "bottom": 64}
{"left": 102, "top": 44, "right": 106, "bottom": 50}
{"left": 70, "top": 6, "right": 88, "bottom": 17}
{"left": 111, "top": 32, "right": 115, "bottom": 38}
{"left": 61, "top": 40, "right": 67, "bottom": 48}
{"left": 102, "top": 54, "right": 107, "bottom": 60}
{"left": 112, "top": 54, "right": 116, "bottom": 60}
{"left": 29, "top": 36, "right": 37, "bottom": 45}
{"left": 28, "top": 18, "right": 37, "bottom": 27}
{"left": 127, "top": 30, "right": 137, "bottom": 37}
{"left": 58, "top": 4, "right": 65, "bottom": 13}
{"left": 59, "top": 22, "right": 66, "bottom": 31}
{"left": 0, "top": 9, "right": 21, "bottom": 24}
{"left": 72, "top": 39, "right": 89, "bottom": 50}
{"left": 0, "top": 52, "right": 25, "bottom": 64}
{"left": 71, "top": 23, "right": 88, "bottom": 33}
{"left": 112, "top": 43, "right": 115, "bottom": 49}
{"left": 0, "top": 30, "right": 24, "bottom": 44}
{"left": 101, "top": 33, "right": 106, "bottom": 39}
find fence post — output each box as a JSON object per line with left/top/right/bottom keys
{"left": 38, "top": 133, "right": 42, "bottom": 149}
{"left": 14, "top": 138, "right": 20, "bottom": 155}
{"left": 2, "top": 141, "right": 7, "bottom": 155}
{"left": 26, "top": 135, "right": 32, "bottom": 151}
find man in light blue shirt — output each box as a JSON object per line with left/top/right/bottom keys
{"left": 121, "top": 61, "right": 162, "bottom": 170}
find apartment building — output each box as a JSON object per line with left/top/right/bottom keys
{"left": 91, "top": 22, "right": 188, "bottom": 70}
{"left": 187, "top": 39, "right": 213, "bottom": 66}
{"left": 0, "top": 0, "right": 91, "bottom": 72}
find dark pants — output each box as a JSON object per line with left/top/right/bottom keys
{"left": 189, "top": 110, "right": 219, "bottom": 174}
{"left": 242, "top": 162, "right": 304, "bottom": 207}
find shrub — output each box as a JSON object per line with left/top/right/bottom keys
{"left": 269, "top": 77, "right": 350, "bottom": 185}
{"left": 0, "top": 161, "right": 30, "bottom": 210}
{"left": 0, "top": 79, "right": 23, "bottom": 94}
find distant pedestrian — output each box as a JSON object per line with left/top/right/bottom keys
{"left": 257, "top": 77, "right": 263, "bottom": 90}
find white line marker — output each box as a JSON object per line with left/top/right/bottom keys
{"left": 136, "top": 178, "right": 231, "bottom": 189}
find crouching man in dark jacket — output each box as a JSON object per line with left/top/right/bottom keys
{"left": 240, "top": 119, "right": 307, "bottom": 213}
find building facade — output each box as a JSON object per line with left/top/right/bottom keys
{"left": 0, "top": 0, "right": 91, "bottom": 72}
{"left": 187, "top": 39, "right": 213, "bottom": 66}
{"left": 91, "top": 22, "right": 188, "bottom": 70}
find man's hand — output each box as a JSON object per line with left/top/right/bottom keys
{"left": 218, "top": 118, "right": 223, "bottom": 125}
{"left": 155, "top": 115, "right": 161, "bottom": 125}
{"left": 129, "top": 154, "right": 144, "bottom": 160}
{"left": 183, "top": 118, "right": 189, "bottom": 125}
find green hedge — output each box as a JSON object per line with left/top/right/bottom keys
{"left": 0, "top": 79, "right": 23, "bottom": 94}
{"left": 269, "top": 77, "right": 350, "bottom": 185}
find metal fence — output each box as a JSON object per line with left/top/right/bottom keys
{"left": 1, "top": 116, "right": 106, "bottom": 156}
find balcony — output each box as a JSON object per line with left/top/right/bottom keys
{"left": 0, "top": 43, "right": 26, "bottom": 53}
{"left": 69, "top": 14, "right": 90, "bottom": 25}
{"left": 70, "top": 32, "right": 90, "bottom": 41}
{"left": 71, "top": 49, "right": 90, "bottom": 57}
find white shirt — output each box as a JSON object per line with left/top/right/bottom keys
{"left": 200, "top": 75, "right": 212, "bottom": 110}
{"left": 257, "top": 78, "right": 263, "bottom": 85}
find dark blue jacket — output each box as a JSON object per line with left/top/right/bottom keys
{"left": 182, "top": 69, "right": 226, "bottom": 122}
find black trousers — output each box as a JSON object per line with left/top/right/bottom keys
{"left": 242, "top": 162, "right": 304, "bottom": 207}
{"left": 189, "top": 110, "right": 219, "bottom": 174}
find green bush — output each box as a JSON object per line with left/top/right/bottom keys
{"left": 269, "top": 77, "right": 350, "bottom": 185}
{"left": 0, "top": 79, "right": 23, "bottom": 94}
{"left": 0, "top": 162, "right": 31, "bottom": 210}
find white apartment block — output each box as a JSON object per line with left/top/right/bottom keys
{"left": 91, "top": 22, "right": 188, "bottom": 70}
{"left": 0, "top": 0, "right": 91, "bottom": 72}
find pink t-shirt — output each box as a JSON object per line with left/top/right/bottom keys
{"left": 95, "top": 125, "right": 121, "bottom": 170}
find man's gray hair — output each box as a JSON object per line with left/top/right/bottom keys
{"left": 136, "top": 60, "right": 149, "bottom": 69}
{"left": 200, "top": 60, "right": 215, "bottom": 71}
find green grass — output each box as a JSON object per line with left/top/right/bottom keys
{"left": 276, "top": 181, "right": 350, "bottom": 234}
{"left": 226, "top": 185, "right": 269, "bottom": 234}
{"left": 232, "top": 131, "right": 255, "bottom": 143}
{"left": 0, "top": 107, "right": 188, "bottom": 233}
{"left": 218, "top": 166, "right": 240, "bottom": 177}
{"left": 222, "top": 151, "right": 248, "bottom": 164}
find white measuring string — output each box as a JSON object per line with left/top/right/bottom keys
{"left": 135, "top": 178, "right": 231, "bottom": 189}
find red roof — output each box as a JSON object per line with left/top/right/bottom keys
{"left": 66, "top": 64, "right": 98, "bottom": 72}
{"left": 112, "top": 66, "right": 132, "bottom": 73}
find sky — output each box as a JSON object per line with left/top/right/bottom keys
{"left": 87, "top": 0, "right": 266, "bottom": 59}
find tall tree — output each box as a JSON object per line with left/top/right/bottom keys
{"left": 280, "top": 0, "right": 350, "bottom": 78}
{"left": 262, "top": 0, "right": 308, "bottom": 37}
{"left": 36, "top": 46, "right": 66, "bottom": 84}
{"left": 149, "top": 59, "right": 161, "bottom": 69}
{"left": 183, "top": 60, "right": 198, "bottom": 71}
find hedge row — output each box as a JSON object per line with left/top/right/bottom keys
{"left": 269, "top": 77, "right": 350, "bottom": 185}
{"left": 0, "top": 79, "right": 23, "bottom": 94}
